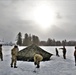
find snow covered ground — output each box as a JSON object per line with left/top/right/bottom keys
{"left": 0, "top": 46, "right": 76, "bottom": 75}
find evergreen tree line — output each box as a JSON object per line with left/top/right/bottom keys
{"left": 16, "top": 32, "right": 39, "bottom": 46}
{"left": 16, "top": 32, "right": 76, "bottom": 46}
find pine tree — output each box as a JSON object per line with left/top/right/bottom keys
{"left": 16, "top": 32, "right": 22, "bottom": 46}
{"left": 32, "top": 35, "right": 40, "bottom": 45}
{"left": 28, "top": 34, "right": 32, "bottom": 45}
{"left": 23, "top": 33, "right": 29, "bottom": 46}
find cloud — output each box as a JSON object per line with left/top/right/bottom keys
{"left": 0, "top": 0, "right": 76, "bottom": 42}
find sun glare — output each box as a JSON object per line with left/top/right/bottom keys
{"left": 32, "top": 3, "right": 56, "bottom": 30}
{"left": 17, "top": 1, "right": 56, "bottom": 31}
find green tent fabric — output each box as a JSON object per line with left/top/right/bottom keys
{"left": 17, "top": 44, "right": 53, "bottom": 61}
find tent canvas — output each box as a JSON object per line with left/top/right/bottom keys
{"left": 17, "top": 44, "right": 53, "bottom": 61}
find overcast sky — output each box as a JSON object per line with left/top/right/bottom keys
{"left": 0, "top": 0, "right": 76, "bottom": 42}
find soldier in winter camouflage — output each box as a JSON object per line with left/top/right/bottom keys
{"left": 74, "top": 46, "right": 76, "bottom": 66}
{"left": 34, "top": 54, "right": 43, "bottom": 68}
{"left": 0, "top": 44, "right": 3, "bottom": 61}
{"left": 11, "top": 45, "right": 19, "bottom": 68}
{"left": 55, "top": 48, "right": 60, "bottom": 57}
{"left": 59, "top": 46, "right": 66, "bottom": 59}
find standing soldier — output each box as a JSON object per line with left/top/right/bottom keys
{"left": 55, "top": 48, "right": 60, "bottom": 57}
{"left": 34, "top": 54, "right": 43, "bottom": 68}
{"left": 59, "top": 46, "right": 66, "bottom": 59}
{"left": 11, "top": 45, "right": 19, "bottom": 68}
{"left": 0, "top": 44, "right": 3, "bottom": 61}
{"left": 74, "top": 46, "right": 76, "bottom": 66}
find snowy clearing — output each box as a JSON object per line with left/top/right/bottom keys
{"left": 0, "top": 46, "right": 76, "bottom": 75}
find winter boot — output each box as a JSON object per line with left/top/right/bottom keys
{"left": 11, "top": 65, "right": 13, "bottom": 68}
{"left": 34, "top": 62, "right": 37, "bottom": 65}
{"left": 36, "top": 65, "right": 40, "bottom": 68}
{"left": 14, "top": 66, "right": 17, "bottom": 68}
{"left": 1, "top": 59, "right": 3, "bottom": 61}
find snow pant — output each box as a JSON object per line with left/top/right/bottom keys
{"left": 74, "top": 56, "right": 76, "bottom": 66}
{"left": 63, "top": 53, "right": 66, "bottom": 59}
{"left": 0, "top": 53, "right": 3, "bottom": 61}
{"left": 11, "top": 57, "right": 17, "bottom": 67}
{"left": 34, "top": 61, "right": 40, "bottom": 68}
{"left": 37, "top": 61, "right": 40, "bottom": 68}
{"left": 56, "top": 53, "right": 59, "bottom": 57}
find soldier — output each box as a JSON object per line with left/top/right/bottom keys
{"left": 0, "top": 44, "right": 3, "bottom": 61}
{"left": 55, "top": 48, "right": 60, "bottom": 57}
{"left": 11, "top": 45, "right": 19, "bottom": 68}
{"left": 34, "top": 54, "right": 43, "bottom": 68}
{"left": 74, "top": 46, "right": 76, "bottom": 66}
{"left": 59, "top": 46, "right": 66, "bottom": 59}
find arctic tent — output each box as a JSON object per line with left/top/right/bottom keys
{"left": 17, "top": 44, "right": 53, "bottom": 61}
